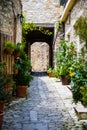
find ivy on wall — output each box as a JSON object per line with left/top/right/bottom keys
{"left": 22, "top": 17, "right": 53, "bottom": 47}
{"left": 74, "top": 16, "right": 87, "bottom": 48}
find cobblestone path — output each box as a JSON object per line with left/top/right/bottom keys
{"left": 2, "top": 76, "right": 83, "bottom": 130}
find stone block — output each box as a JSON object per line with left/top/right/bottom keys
{"left": 74, "top": 102, "right": 87, "bottom": 120}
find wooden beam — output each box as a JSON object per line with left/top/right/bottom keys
{"left": 60, "top": 0, "right": 76, "bottom": 22}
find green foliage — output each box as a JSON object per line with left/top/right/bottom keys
{"left": 53, "top": 68, "right": 59, "bottom": 78}
{"left": 22, "top": 17, "right": 53, "bottom": 46}
{"left": 70, "top": 58, "right": 87, "bottom": 106}
{"left": 47, "top": 67, "right": 53, "bottom": 74}
{"left": 56, "top": 20, "right": 62, "bottom": 29}
{"left": 55, "top": 40, "right": 76, "bottom": 78}
{"left": 14, "top": 49, "right": 33, "bottom": 87}
{"left": 0, "top": 62, "right": 7, "bottom": 74}
{"left": 4, "top": 41, "right": 15, "bottom": 53}
{"left": 55, "top": 39, "right": 87, "bottom": 106}
{"left": 14, "top": 43, "right": 22, "bottom": 52}
{"left": 74, "top": 16, "right": 87, "bottom": 47}
{"left": 80, "top": 86, "right": 87, "bottom": 106}
{"left": 0, "top": 75, "right": 13, "bottom": 101}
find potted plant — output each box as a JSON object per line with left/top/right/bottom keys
{"left": 47, "top": 67, "right": 53, "bottom": 77}
{"left": 0, "top": 75, "right": 12, "bottom": 110}
{"left": 0, "top": 62, "right": 13, "bottom": 129}
{"left": 15, "top": 72, "right": 32, "bottom": 97}
{"left": 55, "top": 40, "right": 76, "bottom": 85}
{"left": 0, "top": 75, "right": 11, "bottom": 130}
{"left": 4, "top": 41, "right": 15, "bottom": 54}
{"left": 14, "top": 49, "right": 33, "bottom": 97}
{"left": 14, "top": 43, "right": 21, "bottom": 57}
{"left": 59, "top": 62, "right": 71, "bottom": 85}
{"left": 13, "top": 62, "right": 21, "bottom": 75}
{"left": 53, "top": 68, "right": 59, "bottom": 78}
{"left": 5, "top": 75, "right": 15, "bottom": 95}
{"left": 0, "top": 62, "right": 7, "bottom": 111}
{"left": 69, "top": 56, "right": 87, "bottom": 106}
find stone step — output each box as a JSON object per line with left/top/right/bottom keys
{"left": 74, "top": 102, "right": 87, "bottom": 120}
{"left": 31, "top": 71, "right": 47, "bottom": 76}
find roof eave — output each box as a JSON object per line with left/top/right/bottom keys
{"left": 60, "top": 0, "right": 76, "bottom": 22}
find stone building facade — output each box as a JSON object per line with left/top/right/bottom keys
{"left": 21, "top": 0, "right": 64, "bottom": 71}
{"left": 61, "top": 0, "right": 87, "bottom": 52}
{"left": 0, "top": 0, "right": 22, "bottom": 74}
{"left": 22, "top": 0, "right": 63, "bottom": 24}
{"left": 54, "top": 0, "right": 87, "bottom": 67}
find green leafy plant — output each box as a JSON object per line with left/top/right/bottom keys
{"left": 13, "top": 63, "right": 20, "bottom": 71}
{"left": 47, "top": 67, "right": 53, "bottom": 74}
{"left": 55, "top": 40, "right": 76, "bottom": 78}
{"left": 53, "top": 68, "right": 59, "bottom": 78}
{"left": 4, "top": 41, "right": 14, "bottom": 54}
{"left": 56, "top": 20, "right": 62, "bottom": 29}
{"left": 0, "top": 76, "right": 12, "bottom": 101}
{"left": 14, "top": 43, "right": 22, "bottom": 52}
{"left": 69, "top": 58, "right": 87, "bottom": 106}
{"left": 14, "top": 49, "right": 33, "bottom": 87}
{"left": 22, "top": 18, "right": 53, "bottom": 47}
{"left": 80, "top": 86, "right": 87, "bottom": 106}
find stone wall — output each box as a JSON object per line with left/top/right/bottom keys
{"left": 31, "top": 42, "right": 49, "bottom": 71}
{"left": 0, "top": 0, "right": 22, "bottom": 43}
{"left": 65, "top": 0, "right": 87, "bottom": 52}
{"left": 0, "top": 0, "right": 22, "bottom": 74}
{"left": 22, "top": 0, "right": 63, "bottom": 24}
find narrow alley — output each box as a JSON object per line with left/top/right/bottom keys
{"left": 2, "top": 76, "right": 83, "bottom": 130}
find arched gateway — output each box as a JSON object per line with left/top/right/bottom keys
{"left": 25, "top": 23, "right": 54, "bottom": 75}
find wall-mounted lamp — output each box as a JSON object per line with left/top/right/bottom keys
{"left": 17, "top": 14, "right": 24, "bottom": 23}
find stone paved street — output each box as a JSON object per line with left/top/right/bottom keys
{"left": 2, "top": 76, "right": 83, "bottom": 130}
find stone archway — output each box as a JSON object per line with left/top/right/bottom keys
{"left": 25, "top": 24, "right": 54, "bottom": 75}
{"left": 31, "top": 42, "right": 49, "bottom": 72}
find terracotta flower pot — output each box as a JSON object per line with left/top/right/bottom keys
{"left": 16, "top": 86, "right": 28, "bottom": 97}
{"left": 0, "top": 111, "right": 5, "bottom": 130}
{"left": 14, "top": 69, "right": 18, "bottom": 75}
{"left": 49, "top": 72, "right": 53, "bottom": 77}
{"left": 14, "top": 51, "right": 20, "bottom": 58}
{"left": 5, "top": 82, "right": 13, "bottom": 95}
{"left": 0, "top": 101, "right": 5, "bottom": 111}
{"left": 60, "top": 75, "right": 70, "bottom": 85}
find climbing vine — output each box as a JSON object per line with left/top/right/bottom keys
{"left": 56, "top": 20, "right": 62, "bottom": 29}
{"left": 22, "top": 17, "right": 53, "bottom": 47}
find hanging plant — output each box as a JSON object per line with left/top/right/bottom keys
{"left": 4, "top": 41, "right": 15, "bottom": 54}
